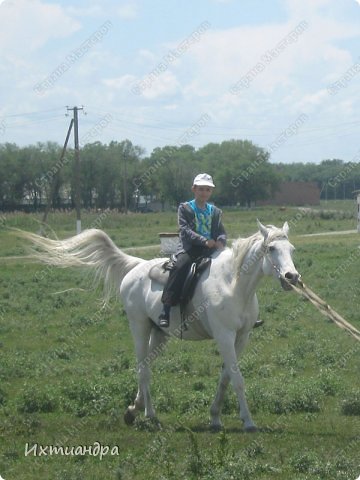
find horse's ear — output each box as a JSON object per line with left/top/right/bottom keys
{"left": 283, "top": 221, "right": 289, "bottom": 236}
{"left": 257, "top": 219, "right": 268, "bottom": 239}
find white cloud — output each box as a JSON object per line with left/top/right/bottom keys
{"left": 70, "top": 48, "right": 121, "bottom": 79}
{"left": 283, "top": 0, "right": 333, "bottom": 19}
{"left": 117, "top": 2, "right": 138, "bottom": 20}
{"left": 174, "top": 5, "right": 359, "bottom": 102}
{"left": 0, "top": 0, "right": 81, "bottom": 52}
{"left": 180, "top": 23, "right": 307, "bottom": 96}
{"left": 103, "top": 74, "right": 137, "bottom": 89}
{"left": 163, "top": 103, "right": 179, "bottom": 110}
{"left": 141, "top": 71, "right": 181, "bottom": 99}
{"left": 138, "top": 49, "right": 157, "bottom": 62}
{"left": 65, "top": 5, "right": 105, "bottom": 18}
{"left": 294, "top": 89, "right": 329, "bottom": 112}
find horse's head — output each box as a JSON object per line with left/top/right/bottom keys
{"left": 257, "top": 220, "right": 300, "bottom": 290}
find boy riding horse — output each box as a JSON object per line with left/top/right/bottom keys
{"left": 158, "top": 173, "right": 226, "bottom": 327}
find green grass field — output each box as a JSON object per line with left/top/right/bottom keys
{"left": 0, "top": 203, "right": 359, "bottom": 479}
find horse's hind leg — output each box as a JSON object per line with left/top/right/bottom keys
{"left": 124, "top": 317, "right": 153, "bottom": 424}
{"left": 148, "top": 325, "right": 170, "bottom": 363}
{"left": 124, "top": 322, "right": 169, "bottom": 425}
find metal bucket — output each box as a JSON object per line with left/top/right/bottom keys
{"left": 159, "top": 232, "right": 179, "bottom": 254}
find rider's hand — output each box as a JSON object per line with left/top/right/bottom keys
{"left": 205, "top": 239, "right": 216, "bottom": 248}
{"left": 215, "top": 240, "right": 225, "bottom": 250}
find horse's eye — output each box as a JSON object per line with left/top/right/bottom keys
{"left": 268, "top": 246, "right": 275, "bottom": 252}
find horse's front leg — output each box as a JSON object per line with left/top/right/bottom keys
{"left": 210, "top": 364, "right": 230, "bottom": 430}
{"left": 214, "top": 330, "right": 257, "bottom": 432}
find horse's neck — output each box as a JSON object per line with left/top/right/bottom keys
{"left": 232, "top": 239, "right": 264, "bottom": 301}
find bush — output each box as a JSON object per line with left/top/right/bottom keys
{"left": 290, "top": 450, "right": 319, "bottom": 473}
{"left": 268, "top": 383, "right": 322, "bottom": 414}
{"left": 341, "top": 391, "right": 360, "bottom": 416}
{"left": 100, "top": 355, "right": 131, "bottom": 376}
{"left": 61, "top": 379, "right": 117, "bottom": 417}
{"left": 0, "top": 386, "right": 7, "bottom": 406}
{"left": 289, "top": 387, "right": 321, "bottom": 413}
{"left": 316, "top": 370, "right": 340, "bottom": 396}
{"left": 18, "top": 388, "right": 58, "bottom": 413}
{"left": 155, "top": 390, "right": 176, "bottom": 413}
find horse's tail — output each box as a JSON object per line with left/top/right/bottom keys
{"left": 20, "top": 228, "right": 144, "bottom": 302}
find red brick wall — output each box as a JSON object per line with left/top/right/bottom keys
{"left": 260, "top": 181, "right": 320, "bottom": 206}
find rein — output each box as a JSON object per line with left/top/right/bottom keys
{"left": 238, "top": 236, "right": 359, "bottom": 342}
{"left": 262, "top": 242, "right": 360, "bottom": 342}
{"left": 279, "top": 270, "right": 360, "bottom": 342}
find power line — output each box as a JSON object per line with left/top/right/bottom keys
{"left": 0, "top": 107, "right": 65, "bottom": 119}
{"left": 86, "top": 105, "right": 360, "bottom": 133}
{"left": 2, "top": 105, "right": 359, "bottom": 137}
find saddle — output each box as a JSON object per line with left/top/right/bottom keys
{"left": 149, "top": 255, "right": 211, "bottom": 305}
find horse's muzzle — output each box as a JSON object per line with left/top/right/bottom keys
{"left": 280, "top": 272, "right": 300, "bottom": 290}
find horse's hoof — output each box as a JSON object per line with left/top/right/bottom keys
{"left": 149, "top": 416, "right": 163, "bottom": 430}
{"left": 210, "top": 424, "right": 223, "bottom": 433}
{"left": 124, "top": 408, "right": 136, "bottom": 426}
{"left": 244, "top": 425, "right": 258, "bottom": 433}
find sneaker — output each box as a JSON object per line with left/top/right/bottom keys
{"left": 253, "top": 319, "right": 264, "bottom": 328}
{"left": 158, "top": 313, "right": 169, "bottom": 328}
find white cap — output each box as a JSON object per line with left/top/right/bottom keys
{"left": 193, "top": 173, "right": 215, "bottom": 188}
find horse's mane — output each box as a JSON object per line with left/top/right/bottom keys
{"left": 232, "top": 225, "right": 288, "bottom": 277}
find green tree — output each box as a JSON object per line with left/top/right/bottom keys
{"left": 147, "top": 145, "right": 200, "bottom": 206}
{"left": 198, "top": 139, "right": 280, "bottom": 206}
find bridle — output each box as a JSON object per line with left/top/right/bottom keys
{"left": 262, "top": 238, "right": 301, "bottom": 284}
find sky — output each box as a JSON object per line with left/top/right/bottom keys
{"left": 0, "top": 0, "right": 360, "bottom": 164}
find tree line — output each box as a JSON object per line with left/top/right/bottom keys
{"left": 1, "top": 139, "right": 359, "bottom": 211}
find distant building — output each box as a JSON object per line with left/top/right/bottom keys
{"left": 260, "top": 181, "right": 321, "bottom": 206}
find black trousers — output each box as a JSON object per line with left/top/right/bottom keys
{"left": 161, "top": 245, "right": 210, "bottom": 306}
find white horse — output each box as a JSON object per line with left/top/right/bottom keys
{"left": 23, "top": 220, "right": 299, "bottom": 431}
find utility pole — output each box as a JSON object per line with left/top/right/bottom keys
{"left": 123, "top": 149, "right": 128, "bottom": 213}
{"left": 67, "top": 106, "right": 84, "bottom": 234}
{"left": 41, "top": 118, "right": 74, "bottom": 233}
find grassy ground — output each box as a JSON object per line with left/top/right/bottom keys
{"left": 0, "top": 203, "right": 359, "bottom": 479}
